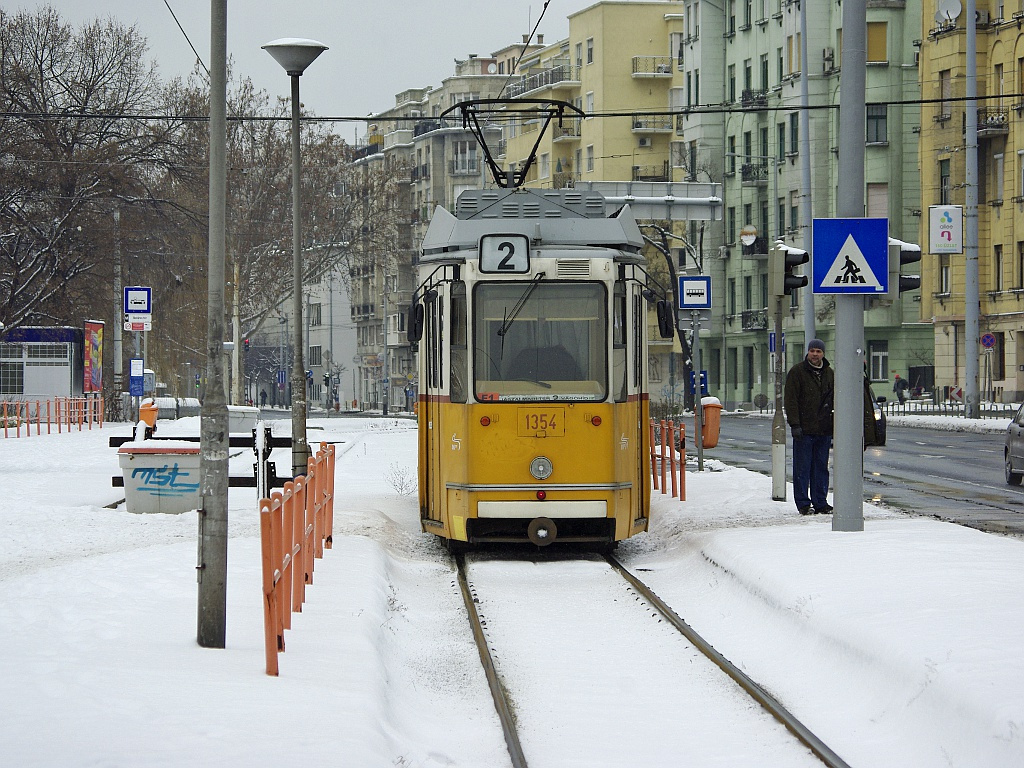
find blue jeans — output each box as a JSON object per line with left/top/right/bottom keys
{"left": 793, "top": 433, "right": 831, "bottom": 510}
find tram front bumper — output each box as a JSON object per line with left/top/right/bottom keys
{"left": 477, "top": 500, "right": 607, "bottom": 518}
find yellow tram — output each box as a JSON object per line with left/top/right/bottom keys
{"left": 409, "top": 185, "right": 674, "bottom": 548}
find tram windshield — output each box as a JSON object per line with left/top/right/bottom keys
{"left": 473, "top": 282, "right": 607, "bottom": 402}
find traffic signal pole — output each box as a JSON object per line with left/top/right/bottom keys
{"left": 833, "top": 0, "right": 867, "bottom": 532}
{"left": 770, "top": 287, "right": 786, "bottom": 501}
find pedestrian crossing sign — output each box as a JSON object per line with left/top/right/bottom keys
{"left": 811, "top": 218, "right": 889, "bottom": 294}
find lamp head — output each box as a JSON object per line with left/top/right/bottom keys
{"left": 262, "top": 38, "right": 328, "bottom": 76}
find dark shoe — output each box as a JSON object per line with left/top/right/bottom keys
{"left": 798, "top": 506, "right": 813, "bottom": 515}
{"left": 814, "top": 504, "right": 834, "bottom": 515}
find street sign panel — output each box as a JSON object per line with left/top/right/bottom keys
{"left": 981, "top": 333, "right": 996, "bottom": 349}
{"left": 929, "top": 205, "right": 964, "bottom": 254}
{"left": 678, "top": 276, "right": 712, "bottom": 309}
{"left": 123, "top": 286, "right": 152, "bottom": 314}
{"left": 811, "top": 218, "right": 889, "bottom": 294}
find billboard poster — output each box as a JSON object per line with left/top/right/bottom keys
{"left": 84, "top": 320, "right": 104, "bottom": 393}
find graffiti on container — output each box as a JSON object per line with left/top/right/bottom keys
{"left": 130, "top": 464, "right": 200, "bottom": 496}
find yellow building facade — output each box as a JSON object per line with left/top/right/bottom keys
{"left": 918, "top": 9, "right": 1024, "bottom": 400}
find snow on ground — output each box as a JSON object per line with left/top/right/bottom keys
{"left": 1, "top": 414, "right": 1022, "bottom": 767}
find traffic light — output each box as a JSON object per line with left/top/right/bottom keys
{"left": 888, "top": 239, "right": 921, "bottom": 294}
{"left": 768, "top": 242, "right": 810, "bottom": 297}
{"left": 243, "top": 338, "right": 250, "bottom": 352}
{"left": 323, "top": 373, "right": 330, "bottom": 386}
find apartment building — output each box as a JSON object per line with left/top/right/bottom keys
{"left": 918, "top": 3, "right": 1024, "bottom": 401}
{"left": 497, "top": 0, "right": 926, "bottom": 408}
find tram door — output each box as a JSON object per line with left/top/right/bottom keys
{"left": 632, "top": 287, "right": 650, "bottom": 521}
{"left": 422, "top": 289, "right": 445, "bottom": 526}
{"left": 614, "top": 279, "right": 649, "bottom": 524}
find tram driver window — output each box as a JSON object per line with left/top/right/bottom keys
{"left": 473, "top": 282, "right": 607, "bottom": 401}
{"left": 612, "top": 283, "right": 628, "bottom": 402}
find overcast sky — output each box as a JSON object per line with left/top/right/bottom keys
{"left": 33, "top": 0, "right": 622, "bottom": 136}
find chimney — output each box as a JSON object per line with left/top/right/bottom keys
{"left": 537, "top": 34, "right": 544, "bottom": 45}
{"left": 522, "top": 34, "right": 529, "bottom": 44}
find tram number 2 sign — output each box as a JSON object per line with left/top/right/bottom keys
{"left": 518, "top": 408, "right": 565, "bottom": 437}
{"left": 480, "top": 234, "right": 530, "bottom": 273}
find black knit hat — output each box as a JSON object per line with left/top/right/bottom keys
{"left": 807, "top": 339, "right": 826, "bottom": 352}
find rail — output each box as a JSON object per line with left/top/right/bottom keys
{"left": 259, "top": 441, "right": 336, "bottom": 676}
{"left": 650, "top": 419, "right": 685, "bottom": 501}
{"left": 2, "top": 396, "right": 104, "bottom": 437}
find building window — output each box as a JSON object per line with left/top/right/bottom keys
{"left": 866, "top": 183, "right": 888, "bottom": 218}
{"left": 993, "top": 153, "right": 1004, "bottom": 203}
{"left": 743, "top": 59, "right": 752, "bottom": 92}
{"left": 994, "top": 244, "right": 1004, "bottom": 292}
{"left": 308, "top": 301, "right": 322, "bottom": 326}
{"left": 539, "top": 152, "right": 550, "bottom": 179}
{"left": 0, "top": 361, "right": 24, "bottom": 394}
{"left": 728, "top": 0, "right": 736, "bottom": 33}
{"left": 939, "top": 254, "right": 951, "bottom": 294}
{"left": 727, "top": 207, "right": 737, "bottom": 243}
{"left": 866, "top": 21, "right": 887, "bottom": 63}
{"left": 586, "top": 144, "right": 594, "bottom": 172}
{"left": 728, "top": 65, "right": 736, "bottom": 102}
{"left": 786, "top": 34, "right": 801, "bottom": 74}
{"left": 777, "top": 198, "right": 785, "bottom": 238}
{"left": 728, "top": 278, "right": 736, "bottom": 315}
{"left": 728, "top": 135, "right": 736, "bottom": 173}
{"left": 789, "top": 112, "right": 798, "bottom": 154}
{"left": 777, "top": 122, "right": 785, "bottom": 160}
{"left": 868, "top": 341, "right": 889, "bottom": 382}
{"left": 585, "top": 91, "right": 594, "bottom": 116}
{"left": 1017, "top": 241, "right": 1024, "bottom": 289}
{"left": 939, "top": 70, "right": 951, "bottom": 118}
{"left": 575, "top": 42, "right": 583, "bottom": 68}
{"left": 743, "top": 275, "right": 752, "bottom": 310}
{"left": 760, "top": 53, "right": 769, "bottom": 91}
{"left": 309, "top": 345, "right": 322, "bottom": 367}
{"left": 586, "top": 37, "right": 594, "bottom": 64}
{"left": 866, "top": 105, "right": 887, "bottom": 143}
{"left": 789, "top": 191, "right": 799, "bottom": 232}
{"left": 939, "top": 159, "right": 951, "bottom": 205}
{"left": 776, "top": 47, "right": 783, "bottom": 83}
{"left": 694, "top": 69, "right": 700, "bottom": 103}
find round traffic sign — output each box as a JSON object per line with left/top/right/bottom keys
{"left": 981, "top": 333, "right": 996, "bottom": 349}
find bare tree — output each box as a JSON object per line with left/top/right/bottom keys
{"left": 0, "top": 9, "right": 189, "bottom": 329}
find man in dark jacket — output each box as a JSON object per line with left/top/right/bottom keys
{"left": 785, "top": 339, "right": 834, "bottom": 515}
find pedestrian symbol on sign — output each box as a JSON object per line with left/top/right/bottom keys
{"left": 821, "top": 235, "right": 883, "bottom": 289}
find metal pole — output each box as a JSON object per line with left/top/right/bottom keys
{"left": 289, "top": 72, "right": 310, "bottom": 476}
{"left": 197, "top": 0, "right": 230, "bottom": 648}
{"left": 382, "top": 274, "right": 389, "bottom": 416}
{"left": 113, "top": 210, "right": 123, "bottom": 418}
{"left": 691, "top": 311, "right": 704, "bottom": 471}
{"left": 799, "top": 0, "right": 816, "bottom": 340}
{"left": 770, "top": 283, "right": 786, "bottom": 501}
{"left": 964, "top": 0, "right": 980, "bottom": 418}
{"left": 232, "top": 258, "right": 241, "bottom": 405}
{"left": 833, "top": 0, "right": 867, "bottom": 532}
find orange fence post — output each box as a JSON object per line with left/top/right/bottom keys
{"left": 659, "top": 419, "right": 668, "bottom": 494}
{"left": 667, "top": 421, "right": 678, "bottom": 499}
{"left": 259, "top": 497, "right": 281, "bottom": 676}
{"left": 648, "top": 419, "right": 658, "bottom": 491}
{"left": 279, "top": 482, "right": 294, "bottom": 631}
{"left": 303, "top": 458, "right": 316, "bottom": 591}
{"left": 291, "top": 477, "right": 306, "bottom": 612}
{"left": 324, "top": 443, "right": 335, "bottom": 549}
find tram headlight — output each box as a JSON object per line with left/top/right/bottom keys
{"left": 530, "top": 456, "right": 553, "bottom": 480}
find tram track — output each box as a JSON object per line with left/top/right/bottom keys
{"left": 454, "top": 551, "right": 850, "bottom": 768}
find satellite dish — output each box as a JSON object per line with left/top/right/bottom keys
{"left": 934, "top": 0, "right": 962, "bottom": 24}
{"left": 739, "top": 225, "right": 758, "bottom": 247}
{"left": 487, "top": 62, "right": 497, "bottom": 74}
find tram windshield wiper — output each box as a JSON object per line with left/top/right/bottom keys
{"left": 496, "top": 273, "right": 544, "bottom": 339}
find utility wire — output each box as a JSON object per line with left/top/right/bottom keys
{"left": 162, "top": 0, "right": 210, "bottom": 77}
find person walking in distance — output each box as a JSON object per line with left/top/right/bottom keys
{"left": 893, "top": 374, "right": 909, "bottom": 405}
{"left": 785, "top": 339, "right": 835, "bottom": 515}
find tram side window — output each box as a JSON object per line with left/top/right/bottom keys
{"left": 450, "top": 282, "right": 467, "bottom": 403}
{"left": 427, "top": 296, "right": 443, "bottom": 389}
{"left": 613, "top": 282, "right": 628, "bottom": 402}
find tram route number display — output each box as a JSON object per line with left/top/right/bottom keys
{"left": 517, "top": 408, "right": 565, "bottom": 437}
{"left": 479, "top": 234, "right": 530, "bottom": 273}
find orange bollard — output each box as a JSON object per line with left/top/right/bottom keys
{"left": 291, "top": 477, "right": 306, "bottom": 612}
{"left": 648, "top": 419, "right": 658, "bottom": 491}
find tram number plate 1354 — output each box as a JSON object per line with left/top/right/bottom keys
{"left": 518, "top": 408, "right": 565, "bottom": 437}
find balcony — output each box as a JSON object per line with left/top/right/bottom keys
{"left": 632, "top": 115, "right": 674, "bottom": 133}
{"left": 632, "top": 162, "right": 670, "bottom": 182}
{"left": 632, "top": 56, "right": 674, "bottom": 77}
{"left": 741, "top": 236, "right": 769, "bottom": 258}
{"left": 413, "top": 120, "right": 441, "bottom": 137}
{"left": 410, "top": 164, "right": 430, "bottom": 181}
{"left": 976, "top": 107, "right": 1009, "bottom": 137}
{"left": 506, "top": 63, "right": 579, "bottom": 98}
{"left": 740, "top": 162, "right": 769, "bottom": 186}
{"left": 740, "top": 89, "right": 768, "bottom": 110}
{"left": 552, "top": 118, "right": 582, "bottom": 141}
{"left": 740, "top": 308, "right": 769, "bottom": 331}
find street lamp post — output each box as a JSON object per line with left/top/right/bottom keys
{"left": 263, "top": 38, "right": 328, "bottom": 478}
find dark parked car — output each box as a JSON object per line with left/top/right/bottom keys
{"left": 1005, "top": 403, "right": 1024, "bottom": 485}
{"left": 865, "top": 380, "right": 887, "bottom": 447}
